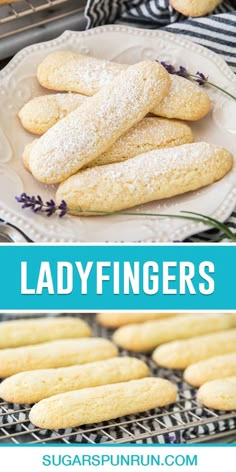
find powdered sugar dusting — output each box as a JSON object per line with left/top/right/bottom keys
{"left": 55, "top": 93, "right": 86, "bottom": 109}
{"left": 73, "top": 143, "right": 230, "bottom": 183}
{"left": 86, "top": 117, "right": 193, "bottom": 167}
{"left": 38, "top": 51, "right": 210, "bottom": 120}
{"left": 19, "top": 93, "right": 87, "bottom": 134}
{"left": 153, "top": 75, "right": 211, "bottom": 120}
{"left": 56, "top": 142, "right": 232, "bottom": 213}
{"left": 30, "top": 61, "right": 169, "bottom": 183}
{"left": 42, "top": 52, "right": 125, "bottom": 95}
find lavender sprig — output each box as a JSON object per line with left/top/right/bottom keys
{"left": 160, "top": 61, "right": 236, "bottom": 101}
{"left": 15, "top": 193, "right": 68, "bottom": 218}
{"left": 161, "top": 63, "right": 190, "bottom": 79}
{"left": 15, "top": 193, "right": 236, "bottom": 241}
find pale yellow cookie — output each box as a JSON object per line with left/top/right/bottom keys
{"left": 22, "top": 140, "right": 37, "bottom": 171}
{"left": 0, "top": 356, "right": 149, "bottom": 404}
{"left": 29, "top": 377, "right": 177, "bottom": 429}
{"left": 153, "top": 329, "right": 236, "bottom": 369}
{"left": 0, "top": 316, "right": 91, "bottom": 349}
{"left": 197, "top": 377, "right": 236, "bottom": 411}
{"left": 56, "top": 143, "right": 233, "bottom": 216}
{"left": 170, "top": 0, "right": 222, "bottom": 17}
{"left": 24, "top": 117, "right": 193, "bottom": 171}
{"left": 0, "top": 338, "right": 118, "bottom": 378}
{"left": 184, "top": 353, "right": 236, "bottom": 387}
{"left": 96, "top": 312, "right": 180, "bottom": 328}
{"left": 37, "top": 51, "right": 125, "bottom": 95}
{"left": 86, "top": 118, "right": 193, "bottom": 167}
{"left": 113, "top": 314, "right": 236, "bottom": 352}
{"left": 19, "top": 93, "right": 87, "bottom": 135}
{"left": 153, "top": 75, "right": 210, "bottom": 120}
{"left": 30, "top": 61, "right": 170, "bottom": 184}
{"left": 37, "top": 51, "right": 211, "bottom": 121}
{"left": 19, "top": 81, "right": 209, "bottom": 136}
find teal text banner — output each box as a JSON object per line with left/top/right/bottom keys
{"left": 0, "top": 244, "right": 234, "bottom": 311}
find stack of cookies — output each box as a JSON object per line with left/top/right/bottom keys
{"left": 18, "top": 52, "right": 233, "bottom": 216}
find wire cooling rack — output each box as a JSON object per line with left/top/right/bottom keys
{"left": 0, "top": 0, "right": 69, "bottom": 24}
{"left": 0, "top": 314, "right": 235, "bottom": 444}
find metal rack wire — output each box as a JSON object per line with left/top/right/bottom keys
{"left": 0, "top": 0, "right": 69, "bottom": 25}
{"left": 0, "top": 314, "right": 235, "bottom": 444}
{"left": 0, "top": 0, "right": 86, "bottom": 49}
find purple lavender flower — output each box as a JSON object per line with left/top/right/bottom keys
{"left": 160, "top": 61, "right": 176, "bottom": 75}
{"left": 160, "top": 62, "right": 189, "bottom": 79}
{"left": 195, "top": 71, "right": 208, "bottom": 86}
{"left": 15, "top": 193, "right": 236, "bottom": 240}
{"left": 15, "top": 193, "right": 68, "bottom": 217}
{"left": 58, "top": 200, "right": 68, "bottom": 218}
{"left": 158, "top": 58, "right": 236, "bottom": 101}
{"left": 158, "top": 60, "right": 210, "bottom": 86}
{"left": 45, "top": 199, "right": 57, "bottom": 217}
{"left": 176, "top": 65, "right": 189, "bottom": 79}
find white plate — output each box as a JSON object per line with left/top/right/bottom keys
{"left": 0, "top": 25, "right": 236, "bottom": 242}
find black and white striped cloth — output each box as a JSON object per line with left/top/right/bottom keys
{"left": 85, "top": 0, "right": 236, "bottom": 76}
{"left": 85, "top": 0, "right": 236, "bottom": 242}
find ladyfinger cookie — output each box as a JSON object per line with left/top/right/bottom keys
{"left": 37, "top": 51, "right": 125, "bottom": 95}
{"left": 0, "top": 316, "right": 91, "bottom": 349}
{"left": 30, "top": 61, "right": 170, "bottom": 184}
{"left": 184, "top": 353, "right": 236, "bottom": 387}
{"left": 97, "top": 312, "right": 179, "bottom": 328}
{"left": 37, "top": 51, "right": 211, "bottom": 120}
{"left": 170, "top": 0, "right": 222, "bottom": 17}
{"left": 153, "top": 75, "right": 210, "bottom": 121}
{"left": 113, "top": 314, "right": 236, "bottom": 352}
{"left": 22, "top": 140, "right": 37, "bottom": 171}
{"left": 29, "top": 377, "right": 177, "bottom": 429}
{"left": 24, "top": 117, "right": 193, "bottom": 172}
{"left": 153, "top": 329, "right": 236, "bottom": 369}
{"left": 85, "top": 118, "right": 193, "bottom": 168}
{"left": 19, "top": 90, "right": 204, "bottom": 138}
{"left": 0, "top": 338, "right": 118, "bottom": 378}
{"left": 0, "top": 356, "right": 149, "bottom": 404}
{"left": 56, "top": 143, "right": 232, "bottom": 215}
{"left": 19, "top": 93, "right": 87, "bottom": 135}
{"left": 197, "top": 377, "right": 236, "bottom": 411}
